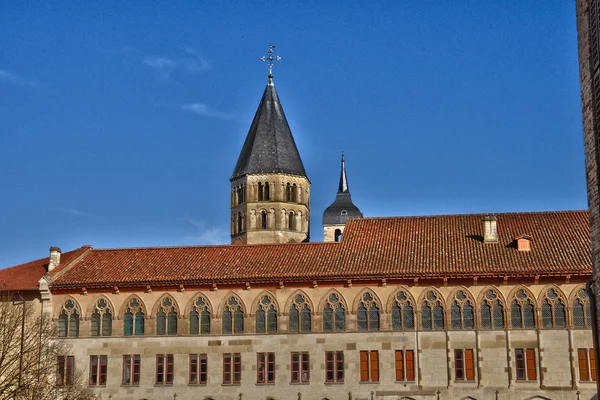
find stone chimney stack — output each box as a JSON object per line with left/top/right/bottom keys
{"left": 48, "top": 246, "right": 61, "bottom": 272}
{"left": 483, "top": 216, "right": 498, "bottom": 243}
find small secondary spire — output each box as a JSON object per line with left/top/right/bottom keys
{"left": 339, "top": 152, "right": 349, "bottom": 193}
{"left": 260, "top": 45, "right": 281, "bottom": 84}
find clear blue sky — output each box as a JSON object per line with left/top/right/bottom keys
{"left": 0, "top": 2, "right": 586, "bottom": 268}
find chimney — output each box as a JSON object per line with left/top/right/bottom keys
{"left": 483, "top": 216, "right": 498, "bottom": 243}
{"left": 48, "top": 246, "right": 61, "bottom": 272}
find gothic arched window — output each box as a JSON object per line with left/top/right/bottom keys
{"left": 261, "top": 211, "right": 268, "bottom": 230}
{"left": 123, "top": 297, "right": 145, "bottom": 336}
{"left": 289, "top": 294, "right": 311, "bottom": 333}
{"left": 450, "top": 290, "right": 474, "bottom": 329}
{"left": 480, "top": 290, "right": 504, "bottom": 329}
{"left": 573, "top": 288, "right": 592, "bottom": 328}
{"left": 323, "top": 293, "right": 345, "bottom": 332}
{"left": 541, "top": 288, "right": 566, "bottom": 328}
{"left": 156, "top": 297, "right": 178, "bottom": 336}
{"left": 510, "top": 289, "right": 536, "bottom": 329}
{"left": 90, "top": 298, "right": 112, "bottom": 337}
{"left": 256, "top": 295, "right": 278, "bottom": 333}
{"left": 223, "top": 297, "right": 244, "bottom": 335}
{"left": 391, "top": 290, "right": 415, "bottom": 330}
{"left": 189, "top": 296, "right": 211, "bottom": 335}
{"left": 421, "top": 291, "right": 444, "bottom": 330}
{"left": 357, "top": 292, "right": 380, "bottom": 331}
{"left": 57, "top": 299, "right": 80, "bottom": 338}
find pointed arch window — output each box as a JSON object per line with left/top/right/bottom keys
{"left": 256, "top": 295, "right": 278, "bottom": 333}
{"left": 573, "top": 288, "right": 592, "bottom": 328}
{"left": 156, "top": 297, "right": 178, "bottom": 336}
{"left": 90, "top": 298, "right": 112, "bottom": 337}
{"left": 480, "top": 290, "right": 504, "bottom": 329}
{"left": 450, "top": 290, "right": 474, "bottom": 329}
{"left": 510, "top": 290, "right": 536, "bottom": 329}
{"left": 391, "top": 290, "right": 415, "bottom": 330}
{"left": 124, "top": 297, "right": 145, "bottom": 336}
{"left": 323, "top": 293, "right": 345, "bottom": 332}
{"left": 289, "top": 294, "right": 311, "bottom": 333}
{"left": 57, "top": 299, "right": 80, "bottom": 337}
{"left": 261, "top": 211, "right": 268, "bottom": 230}
{"left": 357, "top": 292, "right": 380, "bottom": 331}
{"left": 421, "top": 291, "right": 444, "bottom": 330}
{"left": 223, "top": 297, "right": 244, "bottom": 335}
{"left": 541, "top": 288, "right": 566, "bottom": 328}
{"left": 189, "top": 296, "right": 211, "bottom": 335}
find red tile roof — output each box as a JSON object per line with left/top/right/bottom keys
{"left": 0, "top": 247, "right": 90, "bottom": 291}
{"left": 42, "top": 211, "right": 591, "bottom": 289}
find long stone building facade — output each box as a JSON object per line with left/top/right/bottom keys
{"left": 1, "top": 60, "right": 596, "bottom": 399}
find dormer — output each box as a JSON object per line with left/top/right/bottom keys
{"left": 515, "top": 234, "right": 533, "bottom": 251}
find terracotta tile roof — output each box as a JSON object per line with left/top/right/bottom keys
{"left": 46, "top": 210, "right": 591, "bottom": 289}
{"left": 0, "top": 247, "right": 90, "bottom": 291}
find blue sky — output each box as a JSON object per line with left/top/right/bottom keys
{"left": 0, "top": 2, "right": 586, "bottom": 268}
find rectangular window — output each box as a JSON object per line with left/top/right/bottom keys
{"left": 515, "top": 348, "right": 536, "bottom": 381}
{"left": 395, "top": 350, "right": 415, "bottom": 381}
{"left": 223, "top": 353, "right": 241, "bottom": 384}
{"left": 578, "top": 348, "right": 598, "bottom": 382}
{"left": 454, "top": 349, "right": 474, "bottom": 381}
{"left": 359, "top": 350, "right": 379, "bottom": 382}
{"left": 57, "top": 356, "right": 74, "bottom": 386}
{"left": 156, "top": 354, "right": 174, "bottom": 385}
{"left": 122, "top": 354, "right": 141, "bottom": 385}
{"left": 89, "top": 355, "right": 108, "bottom": 386}
{"left": 325, "top": 351, "right": 344, "bottom": 383}
{"left": 291, "top": 352, "right": 310, "bottom": 383}
{"left": 189, "top": 354, "right": 207, "bottom": 385}
{"left": 257, "top": 352, "right": 275, "bottom": 383}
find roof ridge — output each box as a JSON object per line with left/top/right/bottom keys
{"left": 353, "top": 209, "right": 587, "bottom": 221}
{"left": 92, "top": 241, "right": 340, "bottom": 252}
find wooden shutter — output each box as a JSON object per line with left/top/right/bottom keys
{"left": 578, "top": 349, "right": 590, "bottom": 381}
{"left": 406, "top": 350, "right": 415, "bottom": 381}
{"left": 465, "top": 349, "right": 475, "bottom": 381}
{"left": 370, "top": 351, "right": 379, "bottom": 381}
{"left": 360, "top": 351, "right": 369, "bottom": 381}
{"left": 395, "top": 350, "right": 404, "bottom": 381}
{"left": 525, "top": 349, "right": 536, "bottom": 380}
{"left": 591, "top": 349, "right": 597, "bottom": 381}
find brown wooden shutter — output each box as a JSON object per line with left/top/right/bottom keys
{"left": 406, "top": 350, "right": 415, "bottom": 381}
{"left": 591, "top": 349, "right": 597, "bottom": 381}
{"left": 525, "top": 349, "right": 536, "bottom": 380}
{"left": 465, "top": 349, "right": 475, "bottom": 381}
{"left": 395, "top": 350, "right": 404, "bottom": 381}
{"left": 578, "top": 349, "right": 590, "bottom": 381}
{"left": 360, "top": 351, "right": 369, "bottom": 382}
{"left": 370, "top": 351, "right": 379, "bottom": 381}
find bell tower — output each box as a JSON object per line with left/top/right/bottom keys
{"left": 230, "top": 46, "right": 310, "bottom": 245}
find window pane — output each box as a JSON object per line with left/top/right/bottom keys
{"left": 234, "top": 309, "right": 244, "bottom": 334}
{"left": 69, "top": 313, "right": 79, "bottom": 337}
{"left": 256, "top": 308, "right": 265, "bottom": 333}
{"left": 167, "top": 311, "right": 177, "bottom": 335}
{"left": 135, "top": 311, "right": 144, "bottom": 335}
{"left": 301, "top": 305, "right": 311, "bottom": 333}
{"left": 156, "top": 310, "right": 166, "bottom": 335}
{"left": 190, "top": 310, "right": 199, "bottom": 334}
{"left": 323, "top": 305, "right": 333, "bottom": 332}
{"left": 422, "top": 304, "right": 432, "bottom": 330}
{"left": 554, "top": 301, "right": 566, "bottom": 328}
{"left": 574, "top": 301, "right": 585, "bottom": 328}
{"left": 335, "top": 305, "right": 345, "bottom": 331}
{"left": 541, "top": 301, "right": 553, "bottom": 328}
{"left": 523, "top": 301, "right": 535, "bottom": 328}
{"left": 201, "top": 310, "right": 211, "bottom": 334}
{"left": 58, "top": 313, "right": 68, "bottom": 337}
{"left": 493, "top": 302, "right": 504, "bottom": 329}
{"left": 369, "top": 305, "right": 380, "bottom": 331}
{"left": 289, "top": 306, "right": 299, "bottom": 332}
{"left": 511, "top": 302, "right": 522, "bottom": 328}
{"left": 433, "top": 304, "right": 444, "bottom": 329}
{"left": 267, "top": 306, "right": 277, "bottom": 333}
{"left": 91, "top": 312, "right": 100, "bottom": 337}
{"left": 102, "top": 312, "right": 112, "bottom": 336}
{"left": 357, "top": 304, "right": 368, "bottom": 331}
{"left": 463, "top": 303, "right": 474, "bottom": 329}
{"left": 392, "top": 303, "right": 401, "bottom": 330}
{"left": 481, "top": 302, "right": 491, "bottom": 329}
{"left": 223, "top": 310, "right": 232, "bottom": 334}
{"left": 451, "top": 303, "right": 461, "bottom": 329}
{"left": 403, "top": 303, "right": 414, "bottom": 329}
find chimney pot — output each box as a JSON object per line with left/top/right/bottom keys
{"left": 483, "top": 216, "right": 498, "bottom": 243}
{"left": 48, "top": 246, "right": 61, "bottom": 272}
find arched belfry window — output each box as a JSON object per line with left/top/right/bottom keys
{"left": 57, "top": 299, "right": 80, "bottom": 337}
{"left": 480, "top": 290, "right": 504, "bottom": 329}
{"left": 156, "top": 297, "right": 178, "bottom": 335}
{"left": 223, "top": 297, "right": 244, "bottom": 335}
{"left": 123, "top": 297, "right": 145, "bottom": 336}
{"left": 261, "top": 211, "right": 268, "bottom": 230}
{"left": 573, "top": 288, "right": 592, "bottom": 328}
{"left": 541, "top": 288, "right": 566, "bottom": 328}
{"left": 90, "top": 298, "right": 112, "bottom": 337}
{"left": 450, "top": 290, "right": 474, "bottom": 329}
{"left": 258, "top": 182, "right": 264, "bottom": 201}
{"left": 190, "top": 296, "right": 211, "bottom": 335}
{"left": 292, "top": 184, "right": 298, "bottom": 202}
{"left": 391, "top": 290, "right": 415, "bottom": 330}
{"left": 288, "top": 212, "right": 295, "bottom": 230}
{"left": 323, "top": 293, "right": 345, "bottom": 332}
{"left": 256, "top": 295, "right": 278, "bottom": 333}
{"left": 264, "top": 182, "right": 270, "bottom": 200}
{"left": 357, "top": 292, "right": 380, "bottom": 331}
{"left": 510, "top": 289, "right": 536, "bottom": 329}
{"left": 286, "top": 183, "right": 292, "bottom": 202}
{"left": 289, "top": 294, "right": 311, "bottom": 333}
{"left": 421, "top": 290, "right": 444, "bottom": 330}
{"left": 237, "top": 212, "right": 242, "bottom": 233}
{"left": 334, "top": 229, "right": 342, "bottom": 242}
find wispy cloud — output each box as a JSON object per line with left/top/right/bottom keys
{"left": 143, "top": 46, "right": 210, "bottom": 80}
{"left": 55, "top": 207, "right": 89, "bottom": 217}
{"left": 185, "top": 220, "right": 228, "bottom": 245}
{"left": 0, "top": 69, "right": 36, "bottom": 87}
{"left": 181, "top": 103, "right": 234, "bottom": 120}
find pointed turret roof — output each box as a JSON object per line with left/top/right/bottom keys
{"left": 323, "top": 153, "right": 363, "bottom": 225}
{"left": 231, "top": 79, "right": 307, "bottom": 181}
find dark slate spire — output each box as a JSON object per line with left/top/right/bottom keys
{"left": 323, "top": 153, "right": 363, "bottom": 225}
{"left": 230, "top": 79, "right": 307, "bottom": 181}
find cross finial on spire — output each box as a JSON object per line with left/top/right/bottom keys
{"left": 260, "top": 45, "right": 281, "bottom": 84}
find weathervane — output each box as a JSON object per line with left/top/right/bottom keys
{"left": 260, "top": 45, "right": 281, "bottom": 81}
